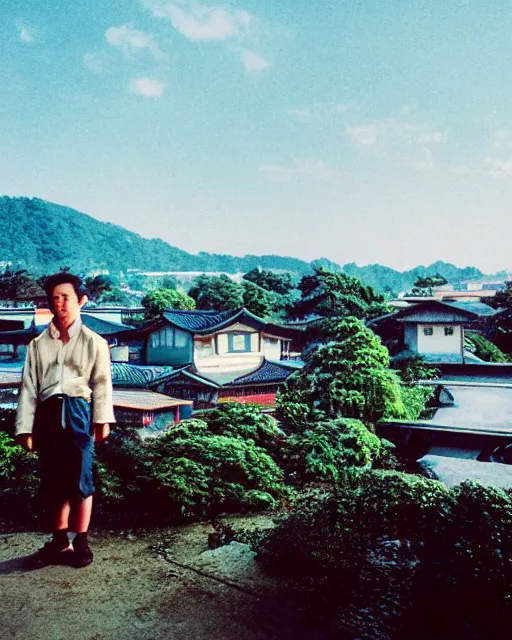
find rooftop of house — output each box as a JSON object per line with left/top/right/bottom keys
{"left": 139, "top": 307, "right": 304, "bottom": 338}
{"left": 112, "top": 388, "right": 192, "bottom": 411}
{"left": 111, "top": 362, "right": 178, "bottom": 388}
{"left": 380, "top": 299, "right": 500, "bottom": 324}
{"left": 80, "top": 314, "right": 133, "bottom": 336}
{"left": 161, "top": 358, "right": 303, "bottom": 388}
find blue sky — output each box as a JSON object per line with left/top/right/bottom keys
{"left": 2, "top": 1, "right": 512, "bottom": 273}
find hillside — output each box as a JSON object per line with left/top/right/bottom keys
{"left": 0, "top": 197, "right": 318, "bottom": 276}
{"left": 0, "top": 196, "right": 498, "bottom": 292}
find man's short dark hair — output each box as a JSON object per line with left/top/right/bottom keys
{"left": 44, "top": 272, "right": 87, "bottom": 304}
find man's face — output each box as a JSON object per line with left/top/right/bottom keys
{"left": 51, "top": 283, "right": 87, "bottom": 327}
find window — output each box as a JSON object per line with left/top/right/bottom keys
{"left": 444, "top": 327, "right": 454, "bottom": 336}
{"left": 228, "top": 332, "right": 251, "bottom": 352}
{"left": 423, "top": 327, "right": 433, "bottom": 336}
{"left": 175, "top": 329, "right": 187, "bottom": 347}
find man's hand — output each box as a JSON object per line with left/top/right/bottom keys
{"left": 93, "top": 423, "right": 110, "bottom": 443}
{"left": 15, "top": 434, "right": 33, "bottom": 452}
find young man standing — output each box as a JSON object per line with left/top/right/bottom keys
{"left": 15, "top": 273, "right": 115, "bottom": 569}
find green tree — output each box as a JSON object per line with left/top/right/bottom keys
{"left": 408, "top": 273, "right": 448, "bottom": 297}
{"left": 243, "top": 268, "right": 294, "bottom": 295}
{"left": 188, "top": 274, "right": 244, "bottom": 310}
{"left": 241, "top": 280, "right": 276, "bottom": 317}
{"left": 277, "top": 316, "right": 406, "bottom": 427}
{"left": 141, "top": 288, "right": 196, "bottom": 320}
{"left": 485, "top": 281, "right": 512, "bottom": 354}
{"left": 84, "top": 275, "right": 115, "bottom": 302}
{"left": 292, "top": 267, "right": 390, "bottom": 321}
{"left": 0, "top": 269, "right": 42, "bottom": 302}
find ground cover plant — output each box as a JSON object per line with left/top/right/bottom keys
{"left": 252, "top": 470, "right": 512, "bottom": 639}
{"left": 94, "top": 406, "right": 288, "bottom": 525}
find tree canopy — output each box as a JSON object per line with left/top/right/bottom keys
{"left": 243, "top": 268, "right": 294, "bottom": 295}
{"left": 277, "top": 316, "right": 407, "bottom": 428}
{"left": 291, "top": 267, "right": 391, "bottom": 321}
{"left": 407, "top": 273, "right": 448, "bottom": 297}
{"left": 188, "top": 274, "right": 244, "bottom": 311}
{"left": 141, "top": 287, "right": 195, "bottom": 320}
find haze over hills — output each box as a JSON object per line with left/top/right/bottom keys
{"left": 0, "top": 196, "right": 505, "bottom": 293}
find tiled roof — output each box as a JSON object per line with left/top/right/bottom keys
{"left": 230, "top": 359, "right": 303, "bottom": 386}
{"left": 0, "top": 370, "right": 22, "bottom": 387}
{"left": 81, "top": 314, "right": 133, "bottom": 336}
{"left": 113, "top": 388, "right": 192, "bottom": 411}
{"left": 442, "top": 301, "right": 500, "bottom": 317}
{"left": 397, "top": 299, "right": 498, "bottom": 321}
{"left": 420, "top": 351, "right": 484, "bottom": 364}
{"left": 111, "top": 363, "right": 178, "bottom": 388}
{"left": 162, "top": 309, "right": 241, "bottom": 333}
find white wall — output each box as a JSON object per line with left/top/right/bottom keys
{"left": 416, "top": 323, "right": 462, "bottom": 355}
{"left": 262, "top": 337, "right": 281, "bottom": 360}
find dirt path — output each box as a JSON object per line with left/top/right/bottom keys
{"left": 0, "top": 523, "right": 354, "bottom": 640}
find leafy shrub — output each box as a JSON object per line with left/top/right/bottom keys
{"left": 279, "top": 418, "right": 381, "bottom": 485}
{"left": 465, "top": 332, "right": 510, "bottom": 363}
{"left": 391, "top": 353, "right": 440, "bottom": 384}
{"left": 0, "top": 431, "right": 39, "bottom": 526}
{"left": 400, "top": 385, "right": 435, "bottom": 420}
{"left": 256, "top": 470, "right": 512, "bottom": 637}
{"left": 95, "top": 418, "right": 287, "bottom": 524}
{"left": 194, "top": 402, "right": 282, "bottom": 447}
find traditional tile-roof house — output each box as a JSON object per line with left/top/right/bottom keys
{"left": 111, "top": 388, "right": 193, "bottom": 438}
{"left": 120, "top": 308, "right": 305, "bottom": 408}
{"left": 140, "top": 308, "right": 299, "bottom": 369}
{"left": 154, "top": 358, "right": 303, "bottom": 408}
{"left": 370, "top": 300, "right": 500, "bottom": 364}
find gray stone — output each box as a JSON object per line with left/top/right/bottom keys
{"left": 418, "top": 454, "right": 512, "bottom": 489}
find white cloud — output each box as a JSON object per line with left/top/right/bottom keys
{"left": 106, "top": 23, "right": 166, "bottom": 60}
{"left": 240, "top": 48, "right": 269, "bottom": 71}
{"left": 288, "top": 103, "right": 350, "bottom": 123}
{"left": 409, "top": 148, "right": 434, "bottom": 171}
{"left": 130, "top": 77, "right": 165, "bottom": 97}
{"left": 259, "top": 158, "right": 344, "bottom": 182}
{"left": 492, "top": 129, "right": 512, "bottom": 150}
{"left": 83, "top": 52, "right": 108, "bottom": 74}
{"left": 287, "top": 108, "right": 312, "bottom": 121}
{"left": 346, "top": 118, "right": 446, "bottom": 171}
{"left": 346, "top": 124, "right": 380, "bottom": 146}
{"left": 16, "top": 21, "right": 35, "bottom": 43}
{"left": 484, "top": 157, "right": 512, "bottom": 178}
{"left": 143, "top": 0, "right": 255, "bottom": 42}
{"left": 347, "top": 118, "right": 446, "bottom": 147}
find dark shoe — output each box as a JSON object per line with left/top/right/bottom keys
{"left": 24, "top": 540, "right": 73, "bottom": 570}
{"left": 73, "top": 544, "right": 94, "bottom": 568}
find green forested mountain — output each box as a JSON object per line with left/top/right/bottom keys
{"left": 0, "top": 196, "right": 499, "bottom": 292}
{"left": 0, "top": 197, "right": 317, "bottom": 275}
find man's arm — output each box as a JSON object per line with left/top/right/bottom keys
{"left": 15, "top": 343, "right": 38, "bottom": 452}
{"left": 90, "top": 337, "right": 115, "bottom": 432}
{"left": 93, "top": 423, "right": 110, "bottom": 442}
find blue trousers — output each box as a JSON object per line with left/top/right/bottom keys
{"left": 33, "top": 395, "right": 95, "bottom": 502}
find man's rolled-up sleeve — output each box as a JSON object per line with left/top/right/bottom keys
{"left": 15, "top": 343, "right": 39, "bottom": 436}
{"left": 91, "top": 338, "right": 115, "bottom": 424}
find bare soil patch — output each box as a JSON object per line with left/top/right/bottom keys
{"left": 0, "top": 518, "right": 355, "bottom": 640}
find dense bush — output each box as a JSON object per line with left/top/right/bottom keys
{"left": 95, "top": 417, "right": 287, "bottom": 523}
{"left": 194, "top": 403, "right": 282, "bottom": 447}
{"left": 465, "top": 332, "right": 510, "bottom": 363}
{"left": 279, "top": 418, "right": 382, "bottom": 485}
{"left": 255, "top": 469, "right": 512, "bottom": 638}
{"left": 0, "top": 431, "right": 39, "bottom": 526}
{"left": 391, "top": 353, "right": 440, "bottom": 384}
{"left": 400, "top": 385, "right": 435, "bottom": 420}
